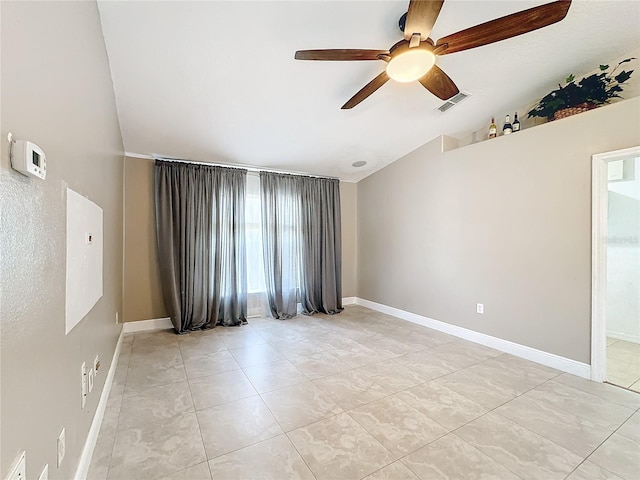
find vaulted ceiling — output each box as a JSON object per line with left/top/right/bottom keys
{"left": 98, "top": 1, "right": 640, "bottom": 181}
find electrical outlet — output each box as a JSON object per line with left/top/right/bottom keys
{"left": 81, "top": 362, "right": 87, "bottom": 408}
{"left": 88, "top": 367, "right": 94, "bottom": 393}
{"left": 94, "top": 355, "right": 100, "bottom": 376}
{"left": 476, "top": 303, "right": 484, "bottom": 314}
{"left": 57, "top": 428, "right": 65, "bottom": 468}
{"left": 6, "top": 451, "right": 26, "bottom": 480}
{"left": 38, "top": 464, "right": 49, "bottom": 480}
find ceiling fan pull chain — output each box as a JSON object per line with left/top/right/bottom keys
{"left": 409, "top": 33, "right": 421, "bottom": 48}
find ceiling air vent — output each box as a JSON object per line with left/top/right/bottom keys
{"left": 436, "top": 91, "right": 470, "bottom": 113}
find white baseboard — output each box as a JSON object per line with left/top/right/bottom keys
{"left": 112, "top": 301, "right": 592, "bottom": 379}
{"left": 606, "top": 331, "right": 640, "bottom": 344}
{"left": 122, "top": 317, "right": 173, "bottom": 333}
{"left": 74, "top": 327, "right": 124, "bottom": 480}
{"left": 127, "top": 305, "right": 361, "bottom": 329}
{"left": 355, "top": 297, "right": 591, "bottom": 379}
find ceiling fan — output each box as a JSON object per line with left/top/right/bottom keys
{"left": 295, "top": 0, "right": 572, "bottom": 109}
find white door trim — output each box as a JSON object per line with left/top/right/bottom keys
{"left": 591, "top": 145, "right": 640, "bottom": 382}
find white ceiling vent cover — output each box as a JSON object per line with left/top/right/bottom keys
{"left": 437, "top": 91, "right": 471, "bottom": 113}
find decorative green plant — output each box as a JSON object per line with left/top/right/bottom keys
{"left": 527, "top": 58, "right": 636, "bottom": 120}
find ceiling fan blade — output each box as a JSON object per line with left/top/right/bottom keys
{"left": 435, "top": 0, "right": 571, "bottom": 55}
{"left": 295, "top": 49, "right": 389, "bottom": 61}
{"left": 342, "top": 71, "right": 390, "bottom": 109}
{"left": 404, "top": 0, "right": 444, "bottom": 41}
{"left": 418, "top": 65, "right": 459, "bottom": 100}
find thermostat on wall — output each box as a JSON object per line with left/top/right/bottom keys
{"left": 10, "top": 138, "right": 47, "bottom": 179}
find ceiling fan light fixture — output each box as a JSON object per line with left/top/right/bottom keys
{"left": 386, "top": 48, "right": 436, "bottom": 82}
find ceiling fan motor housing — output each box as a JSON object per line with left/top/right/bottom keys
{"left": 389, "top": 39, "right": 434, "bottom": 57}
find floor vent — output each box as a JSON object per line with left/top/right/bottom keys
{"left": 437, "top": 91, "right": 470, "bottom": 113}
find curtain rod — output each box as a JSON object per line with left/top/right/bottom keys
{"left": 127, "top": 152, "right": 340, "bottom": 181}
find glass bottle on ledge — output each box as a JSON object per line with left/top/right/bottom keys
{"left": 489, "top": 117, "right": 497, "bottom": 139}
{"left": 512, "top": 112, "right": 521, "bottom": 132}
{"left": 503, "top": 114, "right": 513, "bottom": 135}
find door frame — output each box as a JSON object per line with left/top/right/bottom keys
{"left": 591, "top": 145, "right": 640, "bottom": 382}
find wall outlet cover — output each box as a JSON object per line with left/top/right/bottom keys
{"left": 476, "top": 303, "right": 484, "bottom": 314}
{"left": 88, "top": 367, "right": 94, "bottom": 393}
{"left": 6, "top": 451, "right": 26, "bottom": 480}
{"left": 37, "top": 464, "right": 49, "bottom": 480}
{"left": 81, "top": 362, "right": 87, "bottom": 408}
{"left": 57, "top": 428, "right": 66, "bottom": 468}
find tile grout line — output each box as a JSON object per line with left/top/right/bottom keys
{"left": 255, "top": 393, "right": 320, "bottom": 480}
{"left": 339, "top": 359, "right": 554, "bottom": 479}
{"left": 179, "top": 343, "right": 215, "bottom": 480}
{"left": 564, "top": 408, "right": 639, "bottom": 479}
{"left": 101, "top": 338, "right": 132, "bottom": 480}
{"left": 375, "top": 377, "right": 539, "bottom": 480}
{"left": 400, "top": 374, "right": 567, "bottom": 479}
{"left": 269, "top": 347, "right": 562, "bottom": 479}
{"left": 124, "top": 333, "right": 211, "bottom": 479}
{"left": 243, "top": 351, "right": 529, "bottom": 477}
{"left": 184, "top": 331, "right": 313, "bottom": 471}
{"left": 282, "top": 429, "right": 319, "bottom": 480}
{"left": 216, "top": 323, "right": 455, "bottom": 477}
{"left": 100, "top": 313, "right": 640, "bottom": 480}
{"left": 441, "top": 370, "right": 637, "bottom": 479}
{"left": 120, "top": 331, "right": 510, "bottom": 465}
{"left": 345, "top": 407, "right": 441, "bottom": 479}
{"left": 207, "top": 332, "right": 545, "bottom": 446}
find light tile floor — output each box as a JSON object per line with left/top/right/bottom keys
{"left": 88, "top": 306, "right": 640, "bottom": 480}
{"left": 607, "top": 338, "right": 640, "bottom": 392}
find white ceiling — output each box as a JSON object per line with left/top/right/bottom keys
{"left": 98, "top": 1, "right": 640, "bottom": 182}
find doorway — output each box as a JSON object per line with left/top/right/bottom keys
{"left": 591, "top": 146, "right": 640, "bottom": 390}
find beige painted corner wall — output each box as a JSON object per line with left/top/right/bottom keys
{"left": 340, "top": 181, "right": 357, "bottom": 298}
{"left": 0, "top": 2, "right": 124, "bottom": 479}
{"left": 123, "top": 157, "right": 167, "bottom": 321}
{"left": 357, "top": 97, "right": 640, "bottom": 364}
{"left": 123, "top": 158, "right": 358, "bottom": 321}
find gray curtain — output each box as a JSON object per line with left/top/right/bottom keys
{"left": 260, "top": 174, "right": 301, "bottom": 319}
{"left": 299, "top": 177, "right": 342, "bottom": 315}
{"left": 155, "top": 160, "right": 247, "bottom": 333}
{"left": 260, "top": 172, "right": 342, "bottom": 319}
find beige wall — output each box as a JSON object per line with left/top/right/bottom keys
{"left": 123, "top": 159, "right": 359, "bottom": 321}
{"left": 357, "top": 98, "right": 640, "bottom": 364}
{"left": 340, "top": 182, "right": 357, "bottom": 298}
{"left": 123, "top": 157, "right": 167, "bottom": 321}
{"left": 0, "top": 2, "right": 124, "bottom": 479}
